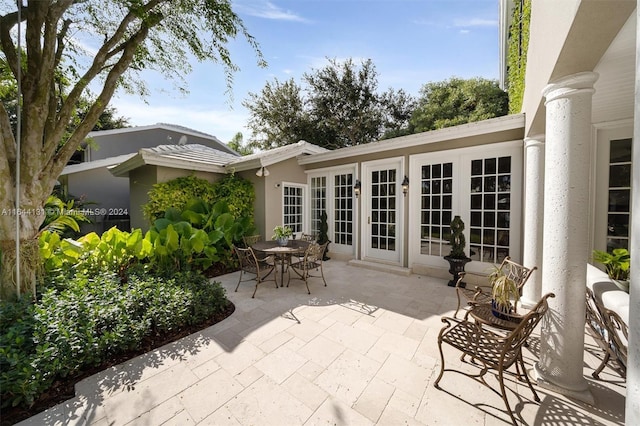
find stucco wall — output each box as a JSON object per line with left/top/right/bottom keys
{"left": 66, "top": 168, "right": 129, "bottom": 234}
{"left": 262, "top": 157, "right": 308, "bottom": 239}
{"left": 129, "top": 165, "right": 158, "bottom": 231}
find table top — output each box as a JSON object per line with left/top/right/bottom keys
{"left": 467, "top": 303, "right": 524, "bottom": 331}
{"left": 252, "top": 240, "right": 310, "bottom": 254}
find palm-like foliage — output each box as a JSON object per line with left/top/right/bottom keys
{"left": 38, "top": 195, "right": 91, "bottom": 238}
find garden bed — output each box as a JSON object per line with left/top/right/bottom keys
{"left": 1, "top": 298, "right": 235, "bottom": 426}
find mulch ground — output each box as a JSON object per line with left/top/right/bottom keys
{"left": 1, "top": 266, "right": 237, "bottom": 426}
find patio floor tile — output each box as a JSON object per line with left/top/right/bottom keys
{"left": 17, "top": 259, "right": 627, "bottom": 426}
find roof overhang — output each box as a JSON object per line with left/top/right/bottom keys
{"left": 226, "top": 140, "right": 329, "bottom": 172}
{"left": 110, "top": 148, "right": 229, "bottom": 177}
{"left": 60, "top": 153, "right": 136, "bottom": 176}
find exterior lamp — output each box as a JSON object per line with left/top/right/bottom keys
{"left": 256, "top": 166, "right": 270, "bottom": 177}
{"left": 354, "top": 180, "right": 361, "bottom": 198}
{"left": 402, "top": 176, "right": 409, "bottom": 196}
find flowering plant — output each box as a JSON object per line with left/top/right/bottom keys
{"left": 272, "top": 225, "right": 293, "bottom": 239}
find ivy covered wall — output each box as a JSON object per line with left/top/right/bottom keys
{"left": 507, "top": 0, "right": 531, "bottom": 114}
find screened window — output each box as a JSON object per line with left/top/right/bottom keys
{"left": 420, "top": 163, "right": 453, "bottom": 256}
{"left": 607, "top": 138, "right": 632, "bottom": 251}
{"left": 334, "top": 173, "right": 353, "bottom": 245}
{"left": 283, "top": 185, "right": 304, "bottom": 233}
{"left": 469, "top": 156, "right": 511, "bottom": 263}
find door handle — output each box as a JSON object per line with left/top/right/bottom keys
{"left": 368, "top": 216, "right": 371, "bottom": 224}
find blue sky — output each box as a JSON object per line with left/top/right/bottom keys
{"left": 109, "top": 0, "right": 500, "bottom": 143}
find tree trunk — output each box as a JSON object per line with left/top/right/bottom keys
{"left": 0, "top": 196, "right": 46, "bottom": 301}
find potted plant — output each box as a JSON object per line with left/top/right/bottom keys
{"left": 593, "top": 248, "right": 630, "bottom": 292}
{"left": 489, "top": 266, "right": 521, "bottom": 320}
{"left": 444, "top": 215, "right": 472, "bottom": 287}
{"left": 272, "top": 225, "right": 293, "bottom": 246}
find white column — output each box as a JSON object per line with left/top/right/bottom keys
{"left": 521, "top": 136, "right": 544, "bottom": 307}
{"left": 534, "top": 72, "right": 598, "bottom": 404}
{"left": 626, "top": 4, "right": 640, "bottom": 422}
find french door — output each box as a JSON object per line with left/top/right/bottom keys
{"left": 362, "top": 158, "right": 404, "bottom": 264}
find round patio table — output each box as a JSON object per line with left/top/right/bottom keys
{"left": 252, "top": 240, "right": 310, "bottom": 287}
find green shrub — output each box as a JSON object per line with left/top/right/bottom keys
{"left": 211, "top": 174, "right": 256, "bottom": 228}
{"left": 143, "top": 173, "right": 256, "bottom": 229}
{"left": 0, "top": 271, "right": 227, "bottom": 409}
{"left": 143, "top": 176, "right": 217, "bottom": 223}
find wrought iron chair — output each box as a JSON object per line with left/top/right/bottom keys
{"left": 585, "top": 288, "right": 628, "bottom": 378}
{"left": 232, "top": 245, "right": 276, "bottom": 298}
{"left": 454, "top": 256, "right": 536, "bottom": 318}
{"left": 300, "top": 233, "right": 316, "bottom": 242}
{"left": 435, "top": 293, "right": 554, "bottom": 425}
{"left": 242, "top": 234, "right": 261, "bottom": 247}
{"left": 287, "top": 241, "right": 329, "bottom": 294}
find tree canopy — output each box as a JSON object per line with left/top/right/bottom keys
{"left": 0, "top": 0, "right": 264, "bottom": 299}
{"left": 244, "top": 58, "right": 415, "bottom": 151}
{"left": 410, "top": 77, "right": 508, "bottom": 132}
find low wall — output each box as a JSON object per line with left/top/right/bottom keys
{"left": 586, "top": 263, "right": 630, "bottom": 326}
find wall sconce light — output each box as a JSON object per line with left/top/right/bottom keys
{"left": 401, "top": 176, "right": 409, "bottom": 196}
{"left": 256, "top": 166, "right": 270, "bottom": 177}
{"left": 353, "top": 180, "right": 361, "bottom": 198}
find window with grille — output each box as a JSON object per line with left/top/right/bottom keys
{"left": 469, "top": 156, "right": 511, "bottom": 263}
{"left": 607, "top": 138, "right": 632, "bottom": 251}
{"left": 334, "top": 173, "right": 353, "bottom": 245}
{"left": 283, "top": 185, "right": 304, "bottom": 233}
{"left": 420, "top": 163, "right": 453, "bottom": 256}
{"left": 310, "top": 176, "right": 326, "bottom": 237}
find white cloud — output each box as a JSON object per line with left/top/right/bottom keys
{"left": 111, "top": 99, "right": 250, "bottom": 143}
{"left": 236, "top": 1, "right": 309, "bottom": 23}
{"left": 453, "top": 18, "right": 498, "bottom": 28}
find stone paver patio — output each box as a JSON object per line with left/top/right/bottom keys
{"left": 19, "top": 260, "right": 626, "bottom": 425}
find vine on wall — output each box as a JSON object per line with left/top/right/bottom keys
{"left": 507, "top": 0, "right": 531, "bottom": 114}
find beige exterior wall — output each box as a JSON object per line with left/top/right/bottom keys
{"left": 262, "top": 158, "right": 309, "bottom": 238}
{"left": 129, "top": 165, "right": 158, "bottom": 231}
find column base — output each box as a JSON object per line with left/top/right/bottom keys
{"left": 533, "top": 363, "right": 595, "bottom": 405}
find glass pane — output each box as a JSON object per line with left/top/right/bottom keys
{"left": 432, "top": 164, "right": 441, "bottom": 178}
{"left": 609, "top": 190, "right": 630, "bottom": 212}
{"left": 609, "top": 164, "right": 631, "bottom": 187}
{"left": 498, "top": 156, "right": 511, "bottom": 173}
{"left": 471, "top": 177, "right": 482, "bottom": 193}
{"left": 443, "top": 162, "right": 453, "bottom": 178}
{"left": 484, "top": 176, "right": 496, "bottom": 192}
{"left": 608, "top": 213, "right": 629, "bottom": 237}
{"left": 610, "top": 139, "right": 632, "bottom": 163}
{"left": 471, "top": 160, "right": 482, "bottom": 176}
{"left": 471, "top": 195, "right": 482, "bottom": 209}
{"left": 422, "top": 166, "right": 430, "bottom": 179}
{"left": 484, "top": 158, "right": 496, "bottom": 174}
{"left": 484, "top": 194, "right": 495, "bottom": 209}
{"left": 471, "top": 211, "right": 482, "bottom": 227}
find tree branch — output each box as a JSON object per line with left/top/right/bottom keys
{"left": 47, "top": 17, "right": 158, "bottom": 178}
{"left": 0, "top": 6, "right": 26, "bottom": 80}
{"left": 50, "top": 0, "right": 165, "bottom": 146}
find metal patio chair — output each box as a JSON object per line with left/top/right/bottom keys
{"left": 585, "top": 288, "right": 628, "bottom": 379}
{"left": 435, "top": 293, "right": 554, "bottom": 425}
{"left": 233, "top": 245, "right": 276, "bottom": 298}
{"left": 454, "top": 256, "right": 537, "bottom": 318}
{"left": 287, "top": 241, "right": 329, "bottom": 294}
